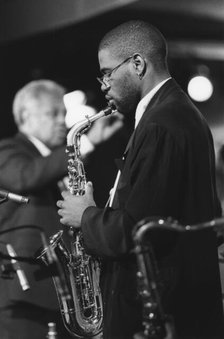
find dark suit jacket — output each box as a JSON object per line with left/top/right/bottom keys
{"left": 0, "top": 132, "right": 68, "bottom": 309}
{"left": 82, "top": 79, "right": 224, "bottom": 338}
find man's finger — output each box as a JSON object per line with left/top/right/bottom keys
{"left": 56, "top": 200, "right": 63, "bottom": 208}
{"left": 85, "top": 181, "right": 94, "bottom": 193}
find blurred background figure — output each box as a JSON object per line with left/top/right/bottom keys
{"left": 211, "top": 125, "right": 224, "bottom": 311}
{"left": 0, "top": 79, "right": 123, "bottom": 339}
{"left": 211, "top": 126, "right": 224, "bottom": 215}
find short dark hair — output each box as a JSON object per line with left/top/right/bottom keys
{"left": 99, "top": 20, "right": 168, "bottom": 70}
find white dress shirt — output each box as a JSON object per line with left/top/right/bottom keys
{"left": 135, "top": 77, "right": 171, "bottom": 128}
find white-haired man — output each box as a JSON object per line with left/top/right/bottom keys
{"left": 0, "top": 79, "right": 123, "bottom": 339}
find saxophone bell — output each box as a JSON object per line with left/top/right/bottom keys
{"left": 38, "top": 231, "right": 103, "bottom": 338}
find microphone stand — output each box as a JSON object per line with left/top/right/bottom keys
{"left": 0, "top": 226, "right": 56, "bottom": 283}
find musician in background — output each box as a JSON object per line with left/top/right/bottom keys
{"left": 58, "top": 20, "right": 224, "bottom": 339}
{"left": 0, "top": 79, "right": 123, "bottom": 339}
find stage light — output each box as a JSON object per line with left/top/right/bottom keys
{"left": 187, "top": 64, "right": 213, "bottom": 102}
{"left": 187, "top": 75, "right": 213, "bottom": 102}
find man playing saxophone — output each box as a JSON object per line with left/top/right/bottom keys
{"left": 57, "top": 20, "right": 224, "bottom": 339}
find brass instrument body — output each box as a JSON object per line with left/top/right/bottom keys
{"left": 66, "top": 106, "right": 115, "bottom": 196}
{"left": 40, "top": 231, "right": 103, "bottom": 337}
{"left": 133, "top": 216, "right": 224, "bottom": 339}
{"left": 133, "top": 220, "right": 168, "bottom": 339}
{"left": 39, "top": 106, "right": 116, "bottom": 338}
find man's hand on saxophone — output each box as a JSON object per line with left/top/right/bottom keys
{"left": 57, "top": 182, "right": 96, "bottom": 228}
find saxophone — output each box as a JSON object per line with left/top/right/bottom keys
{"left": 38, "top": 106, "right": 116, "bottom": 338}
{"left": 133, "top": 216, "right": 224, "bottom": 339}
{"left": 133, "top": 218, "right": 175, "bottom": 339}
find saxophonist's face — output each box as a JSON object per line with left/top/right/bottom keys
{"left": 24, "top": 94, "right": 67, "bottom": 149}
{"left": 98, "top": 48, "right": 140, "bottom": 118}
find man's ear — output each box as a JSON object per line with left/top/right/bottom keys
{"left": 20, "top": 108, "right": 29, "bottom": 125}
{"left": 132, "top": 53, "right": 146, "bottom": 79}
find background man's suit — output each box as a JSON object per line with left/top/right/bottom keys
{"left": 0, "top": 133, "right": 71, "bottom": 338}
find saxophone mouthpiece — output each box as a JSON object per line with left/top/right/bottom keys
{"left": 103, "top": 106, "right": 114, "bottom": 116}
{"left": 108, "top": 103, "right": 117, "bottom": 113}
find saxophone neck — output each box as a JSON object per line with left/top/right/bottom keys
{"left": 66, "top": 106, "right": 116, "bottom": 146}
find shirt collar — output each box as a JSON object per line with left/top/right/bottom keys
{"left": 27, "top": 135, "right": 51, "bottom": 157}
{"left": 135, "top": 77, "right": 171, "bottom": 128}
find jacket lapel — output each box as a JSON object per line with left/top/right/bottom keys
{"left": 15, "top": 132, "right": 43, "bottom": 155}
{"left": 112, "top": 79, "right": 180, "bottom": 207}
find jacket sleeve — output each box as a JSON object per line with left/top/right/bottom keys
{"left": 0, "top": 139, "right": 68, "bottom": 193}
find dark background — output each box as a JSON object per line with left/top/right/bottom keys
{"left": 0, "top": 0, "right": 223, "bottom": 205}
{"left": 0, "top": 0, "right": 224, "bottom": 135}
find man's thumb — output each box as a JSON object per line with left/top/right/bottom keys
{"left": 86, "top": 181, "right": 93, "bottom": 193}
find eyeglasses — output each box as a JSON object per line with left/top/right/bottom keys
{"left": 97, "top": 55, "right": 133, "bottom": 87}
